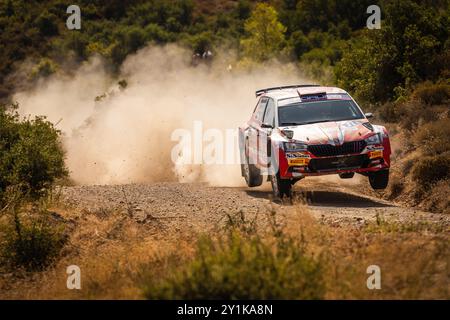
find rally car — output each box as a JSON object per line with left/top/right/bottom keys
{"left": 238, "top": 85, "right": 391, "bottom": 198}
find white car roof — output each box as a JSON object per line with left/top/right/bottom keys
{"left": 263, "top": 86, "right": 348, "bottom": 101}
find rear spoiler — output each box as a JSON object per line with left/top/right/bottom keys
{"left": 255, "top": 84, "right": 320, "bottom": 97}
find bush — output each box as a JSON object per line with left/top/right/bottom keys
{"left": 421, "top": 179, "right": 450, "bottom": 214}
{"left": 289, "top": 30, "right": 311, "bottom": 58}
{"left": 414, "top": 119, "right": 450, "bottom": 155}
{"left": 1, "top": 213, "right": 67, "bottom": 271}
{"left": 395, "top": 98, "right": 446, "bottom": 131}
{"left": 36, "top": 10, "right": 59, "bottom": 37}
{"left": 0, "top": 104, "right": 67, "bottom": 205}
{"left": 377, "top": 102, "right": 400, "bottom": 123}
{"left": 411, "top": 153, "right": 450, "bottom": 188}
{"left": 184, "top": 31, "right": 214, "bottom": 54}
{"left": 412, "top": 82, "right": 450, "bottom": 105}
{"left": 30, "top": 58, "right": 59, "bottom": 79}
{"left": 144, "top": 23, "right": 172, "bottom": 43}
{"left": 143, "top": 230, "right": 324, "bottom": 299}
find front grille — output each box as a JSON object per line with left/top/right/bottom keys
{"left": 308, "top": 141, "right": 366, "bottom": 157}
{"left": 308, "top": 155, "right": 368, "bottom": 172}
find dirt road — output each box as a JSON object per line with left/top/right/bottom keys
{"left": 60, "top": 177, "right": 449, "bottom": 232}
{"left": 2, "top": 177, "right": 447, "bottom": 299}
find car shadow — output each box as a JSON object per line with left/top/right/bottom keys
{"left": 245, "top": 189, "right": 393, "bottom": 208}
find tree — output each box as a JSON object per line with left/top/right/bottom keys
{"left": 240, "top": 3, "right": 286, "bottom": 62}
{"left": 335, "top": 0, "right": 448, "bottom": 103}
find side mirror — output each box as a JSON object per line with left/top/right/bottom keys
{"left": 261, "top": 123, "right": 273, "bottom": 129}
{"left": 365, "top": 112, "right": 374, "bottom": 119}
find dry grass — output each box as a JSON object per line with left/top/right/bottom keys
{"left": 0, "top": 201, "right": 448, "bottom": 300}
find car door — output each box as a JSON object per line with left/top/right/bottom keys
{"left": 258, "top": 98, "right": 275, "bottom": 169}
{"left": 247, "top": 96, "right": 268, "bottom": 166}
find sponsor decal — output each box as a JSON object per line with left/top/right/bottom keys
{"left": 288, "top": 158, "right": 309, "bottom": 166}
{"left": 286, "top": 152, "right": 310, "bottom": 166}
{"left": 369, "top": 150, "right": 383, "bottom": 159}
{"left": 285, "top": 152, "right": 310, "bottom": 158}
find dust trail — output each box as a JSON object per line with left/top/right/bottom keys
{"left": 14, "top": 44, "right": 310, "bottom": 186}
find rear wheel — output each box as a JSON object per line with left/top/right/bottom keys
{"left": 243, "top": 140, "right": 263, "bottom": 187}
{"left": 369, "top": 170, "right": 389, "bottom": 190}
{"left": 270, "top": 173, "right": 292, "bottom": 198}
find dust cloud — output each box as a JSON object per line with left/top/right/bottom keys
{"left": 14, "top": 44, "right": 310, "bottom": 186}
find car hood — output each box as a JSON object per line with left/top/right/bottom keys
{"left": 283, "top": 120, "right": 374, "bottom": 145}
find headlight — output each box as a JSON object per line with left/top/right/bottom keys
{"left": 365, "top": 134, "right": 382, "bottom": 145}
{"left": 283, "top": 141, "right": 307, "bottom": 152}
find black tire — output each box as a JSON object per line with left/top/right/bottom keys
{"left": 243, "top": 141, "right": 263, "bottom": 187}
{"left": 270, "top": 173, "right": 292, "bottom": 198}
{"left": 339, "top": 172, "right": 355, "bottom": 179}
{"left": 369, "top": 170, "right": 389, "bottom": 190}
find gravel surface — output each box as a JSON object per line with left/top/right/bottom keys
{"left": 60, "top": 178, "right": 450, "bottom": 233}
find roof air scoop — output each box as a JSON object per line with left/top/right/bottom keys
{"left": 299, "top": 92, "right": 327, "bottom": 102}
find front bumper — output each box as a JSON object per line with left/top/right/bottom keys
{"left": 278, "top": 144, "right": 390, "bottom": 179}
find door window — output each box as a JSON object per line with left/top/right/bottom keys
{"left": 263, "top": 99, "right": 275, "bottom": 127}
{"left": 254, "top": 97, "right": 268, "bottom": 122}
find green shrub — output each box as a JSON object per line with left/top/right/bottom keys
{"left": 411, "top": 153, "right": 450, "bottom": 188}
{"left": 143, "top": 230, "right": 324, "bottom": 299}
{"left": 184, "top": 31, "right": 214, "bottom": 54}
{"left": 0, "top": 104, "right": 67, "bottom": 205}
{"left": 30, "top": 58, "right": 59, "bottom": 79}
{"left": 289, "top": 30, "right": 311, "bottom": 58}
{"left": 1, "top": 213, "right": 67, "bottom": 271}
{"left": 144, "top": 23, "right": 172, "bottom": 43}
{"left": 36, "top": 10, "right": 59, "bottom": 37}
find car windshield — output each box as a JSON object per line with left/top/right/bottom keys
{"left": 278, "top": 100, "right": 364, "bottom": 126}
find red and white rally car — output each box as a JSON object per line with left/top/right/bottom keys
{"left": 239, "top": 85, "right": 391, "bottom": 198}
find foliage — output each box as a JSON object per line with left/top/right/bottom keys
{"left": 412, "top": 81, "right": 450, "bottom": 105}
{"left": 240, "top": 3, "right": 286, "bottom": 62}
{"left": 30, "top": 58, "right": 59, "bottom": 79}
{"left": 1, "top": 210, "right": 67, "bottom": 271}
{"left": 280, "top": 0, "right": 374, "bottom": 34}
{"left": 411, "top": 153, "right": 450, "bottom": 188}
{"left": 335, "top": 0, "right": 449, "bottom": 103}
{"left": 1, "top": 0, "right": 447, "bottom": 105}
{"left": 414, "top": 118, "right": 450, "bottom": 155}
{"left": 0, "top": 104, "right": 67, "bottom": 205}
{"left": 143, "top": 209, "right": 324, "bottom": 299}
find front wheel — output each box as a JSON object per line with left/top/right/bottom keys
{"left": 369, "top": 170, "right": 389, "bottom": 190}
{"left": 270, "top": 173, "right": 292, "bottom": 198}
